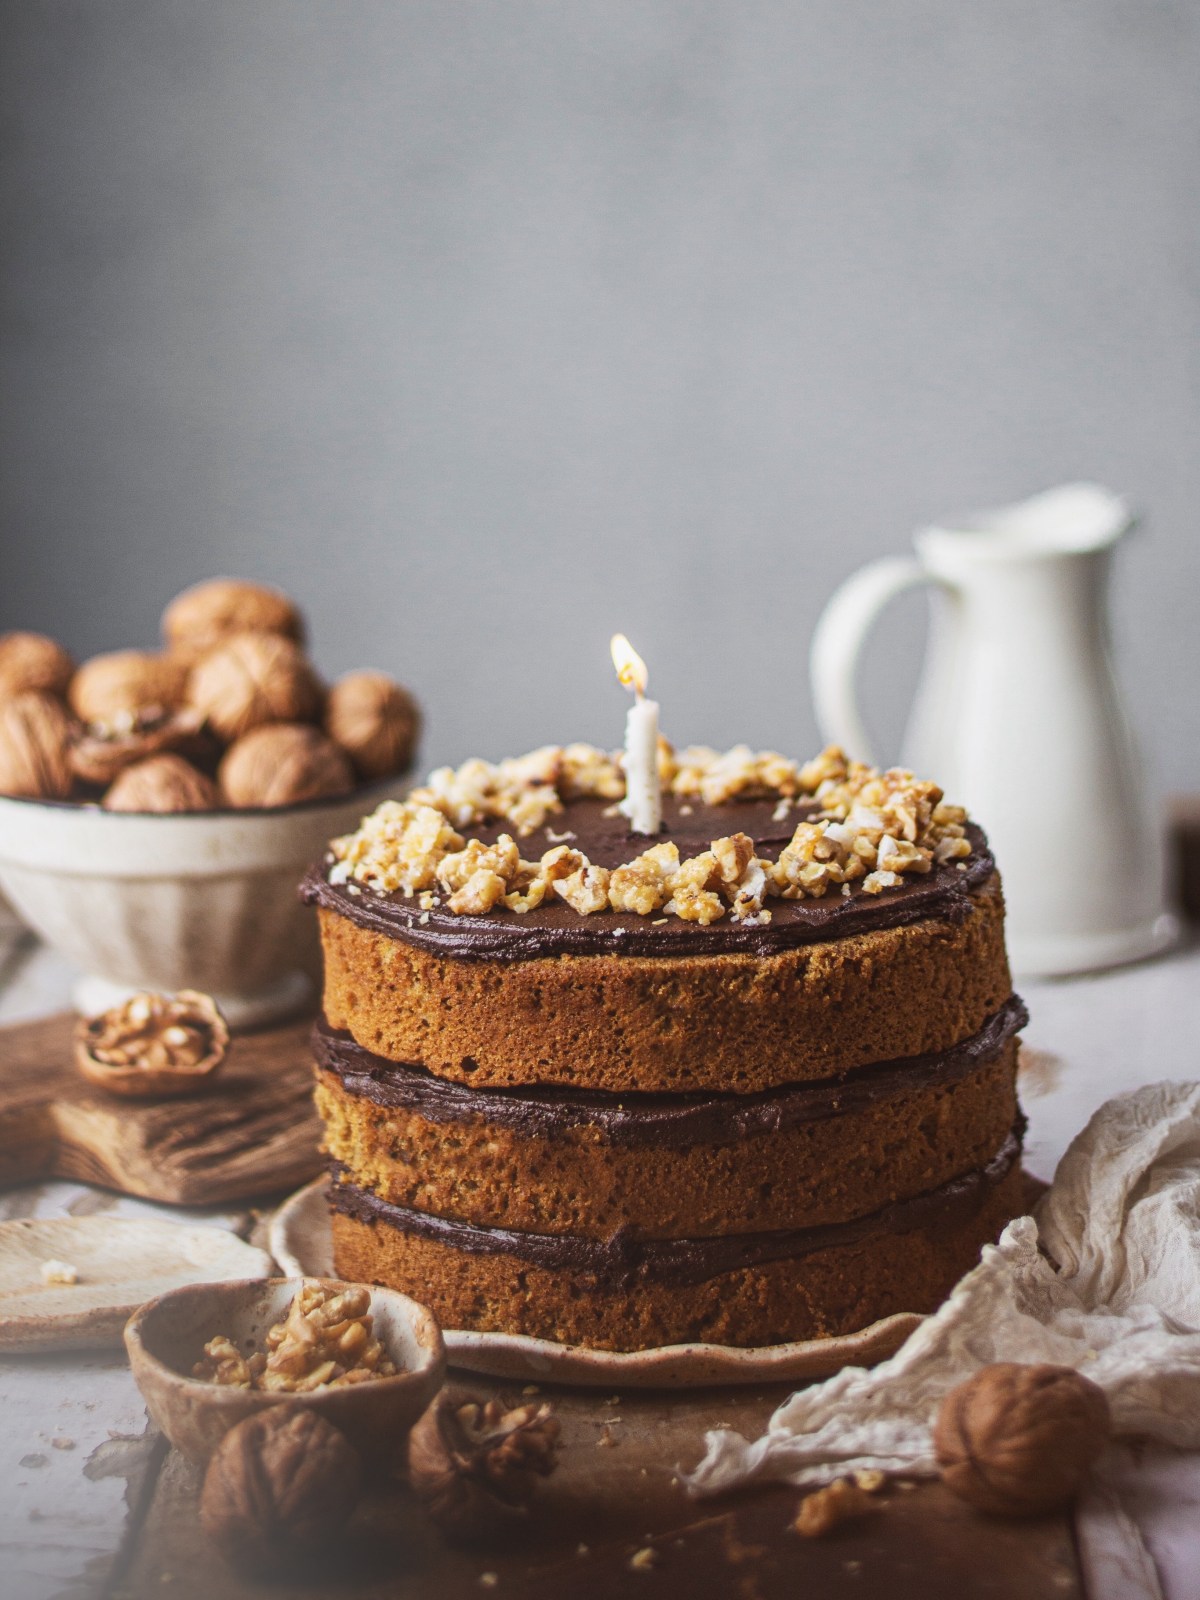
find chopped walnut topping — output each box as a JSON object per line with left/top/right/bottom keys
{"left": 194, "top": 1281, "right": 398, "bottom": 1393}
{"left": 862, "top": 869, "right": 903, "bottom": 895}
{"left": 326, "top": 744, "right": 974, "bottom": 924}
{"left": 608, "top": 842, "right": 679, "bottom": 915}
{"left": 449, "top": 869, "right": 509, "bottom": 915}
{"left": 437, "top": 835, "right": 520, "bottom": 894}
{"left": 664, "top": 852, "right": 725, "bottom": 924}
{"left": 330, "top": 801, "right": 464, "bottom": 895}
{"left": 711, "top": 832, "right": 754, "bottom": 884}
{"left": 560, "top": 743, "right": 624, "bottom": 800}
{"left": 728, "top": 856, "right": 773, "bottom": 923}
{"left": 410, "top": 749, "right": 579, "bottom": 837}
{"left": 503, "top": 872, "right": 549, "bottom": 914}
{"left": 670, "top": 744, "right": 804, "bottom": 806}
{"left": 554, "top": 863, "right": 611, "bottom": 915}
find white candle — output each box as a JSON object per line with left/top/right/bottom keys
{"left": 610, "top": 633, "right": 662, "bottom": 835}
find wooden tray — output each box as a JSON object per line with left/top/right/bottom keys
{"left": 0, "top": 1011, "right": 323, "bottom": 1206}
{"left": 120, "top": 1374, "right": 1084, "bottom": 1599}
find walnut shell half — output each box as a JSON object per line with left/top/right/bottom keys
{"left": 199, "top": 1408, "right": 361, "bottom": 1573}
{"left": 0, "top": 692, "right": 74, "bottom": 799}
{"left": 103, "top": 754, "right": 219, "bottom": 813}
{"left": 325, "top": 671, "right": 420, "bottom": 779}
{"left": 163, "top": 577, "right": 305, "bottom": 662}
{"left": 406, "top": 1392, "right": 561, "bottom": 1539}
{"left": 74, "top": 989, "right": 229, "bottom": 1099}
{"left": 0, "top": 632, "right": 75, "bottom": 702}
{"left": 70, "top": 707, "right": 208, "bottom": 788}
{"left": 219, "top": 723, "right": 353, "bottom": 808}
{"left": 69, "top": 650, "right": 187, "bottom": 723}
{"left": 187, "top": 632, "right": 323, "bottom": 742}
{"left": 934, "top": 1362, "right": 1111, "bottom": 1517}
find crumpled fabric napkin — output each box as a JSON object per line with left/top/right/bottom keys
{"left": 686, "top": 1080, "right": 1200, "bottom": 1495}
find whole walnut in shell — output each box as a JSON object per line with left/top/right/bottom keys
{"left": 69, "top": 650, "right": 187, "bottom": 723}
{"left": 199, "top": 1409, "right": 362, "bottom": 1573}
{"left": 0, "top": 692, "right": 74, "bottom": 799}
{"left": 407, "top": 1392, "right": 561, "bottom": 1539}
{"left": 103, "top": 754, "right": 218, "bottom": 813}
{"left": 934, "top": 1363, "right": 1111, "bottom": 1517}
{"left": 0, "top": 632, "right": 75, "bottom": 702}
{"left": 163, "top": 577, "right": 305, "bottom": 662}
{"left": 187, "top": 632, "right": 322, "bottom": 742}
{"left": 325, "top": 671, "right": 420, "bottom": 779}
{"left": 219, "top": 723, "right": 353, "bottom": 807}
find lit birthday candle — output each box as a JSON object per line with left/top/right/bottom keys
{"left": 610, "top": 633, "right": 662, "bottom": 835}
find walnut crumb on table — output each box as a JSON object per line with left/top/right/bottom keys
{"left": 792, "top": 1478, "right": 875, "bottom": 1537}
{"left": 39, "top": 1259, "right": 79, "bottom": 1286}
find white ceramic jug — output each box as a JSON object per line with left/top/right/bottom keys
{"left": 810, "top": 483, "right": 1176, "bottom": 977}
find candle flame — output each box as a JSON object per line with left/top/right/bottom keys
{"left": 610, "top": 634, "right": 648, "bottom": 698}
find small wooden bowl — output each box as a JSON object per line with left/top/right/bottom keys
{"left": 74, "top": 990, "right": 229, "bottom": 1099}
{"left": 125, "top": 1277, "right": 446, "bottom": 1464}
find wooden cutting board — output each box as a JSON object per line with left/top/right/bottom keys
{"left": 0, "top": 1011, "right": 323, "bottom": 1206}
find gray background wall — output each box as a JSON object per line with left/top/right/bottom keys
{"left": 2, "top": 1, "right": 1198, "bottom": 790}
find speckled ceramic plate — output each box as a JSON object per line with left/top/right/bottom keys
{"left": 0, "top": 1217, "right": 272, "bottom": 1352}
{"left": 269, "top": 1177, "right": 922, "bottom": 1389}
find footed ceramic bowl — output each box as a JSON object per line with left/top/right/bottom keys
{"left": 0, "top": 786, "right": 396, "bottom": 1028}
{"left": 125, "top": 1276, "right": 445, "bottom": 1463}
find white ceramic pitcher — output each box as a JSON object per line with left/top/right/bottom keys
{"left": 810, "top": 483, "right": 1176, "bottom": 977}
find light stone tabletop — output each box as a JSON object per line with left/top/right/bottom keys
{"left": 0, "top": 930, "right": 1198, "bottom": 1600}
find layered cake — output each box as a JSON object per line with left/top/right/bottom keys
{"left": 303, "top": 743, "right": 1025, "bottom": 1350}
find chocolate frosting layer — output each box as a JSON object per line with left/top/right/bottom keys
{"left": 314, "top": 994, "right": 1027, "bottom": 1150}
{"left": 328, "top": 1126, "right": 1023, "bottom": 1290}
{"left": 301, "top": 795, "right": 995, "bottom": 962}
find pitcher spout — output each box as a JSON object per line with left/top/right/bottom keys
{"left": 917, "top": 482, "right": 1133, "bottom": 564}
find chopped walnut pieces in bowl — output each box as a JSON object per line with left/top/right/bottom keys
{"left": 194, "top": 1282, "right": 399, "bottom": 1393}
{"left": 124, "top": 1276, "right": 446, "bottom": 1465}
{"left": 74, "top": 990, "right": 229, "bottom": 1099}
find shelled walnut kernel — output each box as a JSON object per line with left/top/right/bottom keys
{"left": 792, "top": 1477, "right": 874, "bottom": 1537}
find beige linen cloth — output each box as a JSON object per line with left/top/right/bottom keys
{"left": 687, "top": 1081, "right": 1200, "bottom": 1495}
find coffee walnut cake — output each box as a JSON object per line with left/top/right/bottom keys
{"left": 302, "top": 742, "right": 1025, "bottom": 1351}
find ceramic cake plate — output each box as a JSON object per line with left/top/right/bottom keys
{"left": 269, "top": 1178, "right": 922, "bottom": 1389}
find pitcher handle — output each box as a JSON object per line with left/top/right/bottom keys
{"left": 810, "top": 556, "right": 932, "bottom": 765}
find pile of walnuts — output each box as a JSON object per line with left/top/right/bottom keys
{"left": 0, "top": 578, "right": 420, "bottom": 811}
